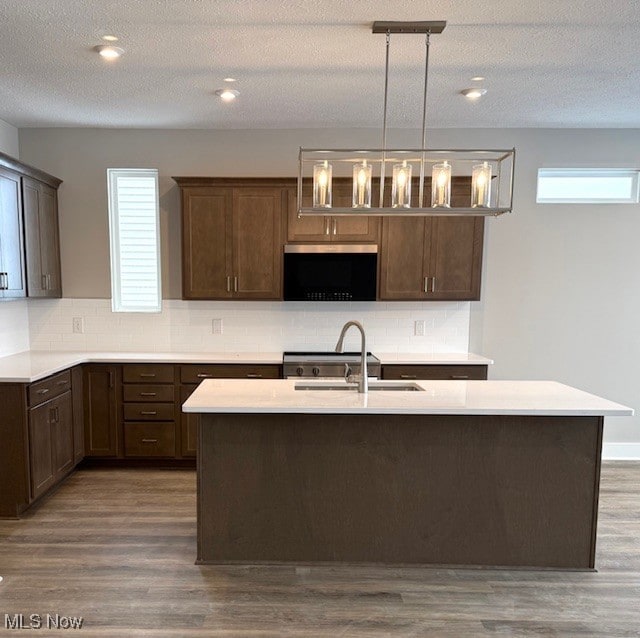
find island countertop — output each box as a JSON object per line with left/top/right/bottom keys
{"left": 183, "top": 378, "right": 633, "bottom": 417}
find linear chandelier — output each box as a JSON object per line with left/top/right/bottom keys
{"left": 297, "top": 21, "right": 515, "bottom": 217}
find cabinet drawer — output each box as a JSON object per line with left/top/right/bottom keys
{"left": 29, "top": 370, "right": 72, "bottom": 407}
{"left": 180, "top": 364, "right": 281, "bottom": 383}
{"left": 122, "top": 364, "right": 175, "bottom": 384}
{"left": 123, "top": 403, "right": 175, "bottom": 421}
{"left": 124, "top": 422, "right": 176, "bottom": 457}
{"left": 381, "top": 365, "right": 488, "bottom": 381}
{"left": 123, "top": 384, "right": 175, "bottom": 403}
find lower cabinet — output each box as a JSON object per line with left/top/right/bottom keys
{"left": 83, "top": 364, "right": 119, "bottom": 457}
{"left": 381, "top": 364, "right": 488, "bottom": 381}
{"left": 29, "top": 390, "right": 74, "bottom": 500}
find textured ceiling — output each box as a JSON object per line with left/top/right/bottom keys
{"left": 1, "top": 0, "right": 639, "bottom": 129}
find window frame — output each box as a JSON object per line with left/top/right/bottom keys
{"left": 536, "top": 168, "right": 640, "bottom": 204}
{"left": 107, "top": 168, "right": 162, "bottom": 313}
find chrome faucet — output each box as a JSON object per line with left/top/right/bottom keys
{"left": 335, "top": 320, "right": 368, "bottom": 393}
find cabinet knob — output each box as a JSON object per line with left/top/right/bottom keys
{"left": 312, "top": 367, "right": 320, "bottom": 377}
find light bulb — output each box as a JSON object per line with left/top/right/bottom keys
{"left": 431, "top": 161, "right": 451, "bottom": 208}
{"left": 95, "top": 44, "right": 124, "bottom": 59}
{"left": 215, "top": 88, "right": 239, "bottom": 102}
{"left": 352, "top": 159, "right": 372, "bottom": 208}
{"left": 313, "top": 160, "right": 332, "bottom": 208}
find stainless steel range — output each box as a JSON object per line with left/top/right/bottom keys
{"left": 283, "top": 351, "right": 381, "bottom": 379}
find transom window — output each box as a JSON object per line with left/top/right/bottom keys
{"left": 537, "top": 168, "right": 640, "bottom": 204}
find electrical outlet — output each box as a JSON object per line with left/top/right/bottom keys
{"left": 414, "top": 320, "right": 425, "bottom": 337}
{"left": 72, "top": 317, "right": 84, "bottom": 334}
{"left": 212, "top": 318, "right": 223, "bottom": 334}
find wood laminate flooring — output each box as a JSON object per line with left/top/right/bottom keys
{"left": 0, "top": 462, "right": 639, "bottom": 637}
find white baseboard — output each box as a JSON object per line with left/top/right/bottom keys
{"left": 602, "top": 442, "right": 640, "bottom": 460}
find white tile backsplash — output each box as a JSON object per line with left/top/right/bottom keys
{"left": 26, "top": 298, "right": 470, "bottom": 354}
{"left": 0, "top": 299, "right": 30, "bottom": 356}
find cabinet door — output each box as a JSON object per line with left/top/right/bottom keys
{"left": 287, "top": 189, "right": 330, "bottom": 242}
{"left": 232, "top": 187, "right": 283, "bottom": 299}
{"left": 52, "top": 392, "right": 74, "bottom": 478}
{"left": 181, "top": 187, "right": 233, "bottom": 299}
{"left": 29, "top": 402, "right": 55, "bottom": 500}
{"left": 378, "top": 217, "right": 429, "bottom": 300}
{"left": 0, "top": 167, "right": 26, "bottom": 298}
{"left": 180, "top": 385, "right": 198, "bottom": 458}
{"left": 71, "top": 366, "right": 84, "bottom": 465}
{"left": 22, "top": 177, "right": 62, "bottom": 298}
{"left": 331, "top": 181, "right": 380, "bottom": 242}
{"left": 427, "top": 217, "right": 484, "bottom": 300}
{"left": 83, "top": 365, "right": 120, "bottom": 457}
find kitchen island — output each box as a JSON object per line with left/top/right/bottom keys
{"left": 183, "top": 379, "right": 632, "bottom": 569}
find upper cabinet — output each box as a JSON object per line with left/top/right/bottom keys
{"left": 287, "top": 180, "right": 379, "bottom": 243}
{"left": 175, "top": 178, "right": 285, "bottom": 300}
{"left": 0, "top": 167, "right": 26, "bottom": 299}
{"left": 0, "top": 151, "right": 62, "bottom": 300}
{"left": 379, "top": 216, "right": 484, "bottom": 301}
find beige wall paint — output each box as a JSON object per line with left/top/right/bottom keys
{"left": 0, "top": 118, "right": 19, "bottom": 157}
{"left": 18, "top": 126, "right": 640, "bottom": 448}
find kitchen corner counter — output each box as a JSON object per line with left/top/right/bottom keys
{"left": 0, "top": 351, "right": 284, "bottom": 383}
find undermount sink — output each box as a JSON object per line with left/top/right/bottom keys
{"left": 295, "top": 381, "right": 424, "bottom": 392}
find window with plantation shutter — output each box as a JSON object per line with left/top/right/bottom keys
{"left": 107, "top": 168, "right": 161, "bottom": 312}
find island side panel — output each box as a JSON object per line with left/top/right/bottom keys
{"left": 197, "top": 413, "right": 603, "bottom": 568}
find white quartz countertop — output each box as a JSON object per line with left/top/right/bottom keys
{"left": 0, "top": 350, "right": 492, "bottom": 383}
{"left": 0, "top": 351, "right": 283, "bottom": 382}
{"left": 183, "top": 378, "right": 633, "bottom": 417}
{"left": 375, "top": 352, "right": 493, "bottom": 365}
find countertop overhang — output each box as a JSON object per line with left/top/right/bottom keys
{"left": 183, "top": 378, "right": 633, "bottom": 417}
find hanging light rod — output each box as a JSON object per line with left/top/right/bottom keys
{"left": 371, "top": 21, "right": 446, "bottom": 34}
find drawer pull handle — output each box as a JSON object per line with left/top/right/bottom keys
{"left": 139, "top": 392, "right": 157, "bottom": 397}
{"left": 139, "top": 373, "right": 156, "bottom": 378}
{"left": 246, "top": 374, "right": 263, "bottom": 378}
{"left": 197, "top": 373, "right": 213, "bottom": 378}
{"left": 400, "top": 375, "right": 417, "bottom": 379}
{"left": 140, "top": 411, "right": 157, "bottom": 415}
{"left": 37, "top": 388, "right": 50, "bottom": 394}
{"left": 56, "top": 380, "right": 68, "bottom": 386}
{"left": 141, "top": 438, "right": 158, "bottom": 444}
{"left": 450, "top": 375, "right": 469, "bottom": 380}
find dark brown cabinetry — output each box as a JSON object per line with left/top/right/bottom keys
{"left": 0, "top": 166, "right": 26, "bottom": 298}
{"left": 379, "top": 216, "right": 484, "bottom": 301}
{"left": 287, "top": 181, "right": 379, "bottom": 243}
{"left": 83, "top": 364, "right": 120, "bottom": 457}
{"left": 179, "top": 363, "right": 282, "bottom": 458}
{"left": 122, "top": 364, "right": 176, "bottom": 458}
{"left": 381, "top": 364, "right": 488, "bottom": 381}
{"left": 176, "top": 178, "right": 285, "bottom": 300}
{"left": 22, "top": 177, "right": 62, "bottom": 297}
{"left": 0, "top": 151, "right": 62, "bottom": 300}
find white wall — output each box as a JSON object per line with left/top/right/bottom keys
{"left": 17, "top": 126, "right": 640, "bottom": 455}
{"left": 0, "top": 118, "right": 29, "bottom": 356}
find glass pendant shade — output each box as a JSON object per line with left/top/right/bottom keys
{"left": 431, "top": 161, "right": 451, "bottom": 208}
{"left": 352, "top": 160, "right": 372, "bottom": 208}
{"left": 471, "top": 161, "right": 492, "bottom": 208}
{"left": 313, "top": 161, "right": 332, "bottom": 208}
{"left": 392, "top": 160, "right": 412, "bottom": 208}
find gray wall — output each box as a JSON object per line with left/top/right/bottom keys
{"left": 0, "top": 118, "right": 19, "bottom": 156}
{"left": 19, "top": 127, "right": 640, "bottom": 447}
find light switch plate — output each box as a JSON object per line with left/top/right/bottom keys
{"left": 414, "top": 320, "right": 425, "bottom": 336}
{"left": 212, "top": 318, "right": 223, "bottom": 334}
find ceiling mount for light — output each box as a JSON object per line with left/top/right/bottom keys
{"left": 297, "top": 20, "right": 515, "bottom": 217}
{"left": 94, "top": 44, "right": 124, "bottom": 59}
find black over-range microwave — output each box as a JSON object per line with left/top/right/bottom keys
{"left": 283, "top": 244, "right": 378, "bottom": 301}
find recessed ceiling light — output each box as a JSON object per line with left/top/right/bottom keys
{"left": 94, "top": 44, "right": 125, "bottom": 59}
{"left": 461, "top": 87, "right": 487, "bottom": 99}
{"left": 470, "top": 76, "right": 485, "bottom": 81}
{"left": 101, "top": 35, "right": 119, "bottom": 42}
{"left": 223, "top": 77, "right": 237, "bottom": 83}
{"left": 215, "top": 88, "right": 239, "bottom": 102}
